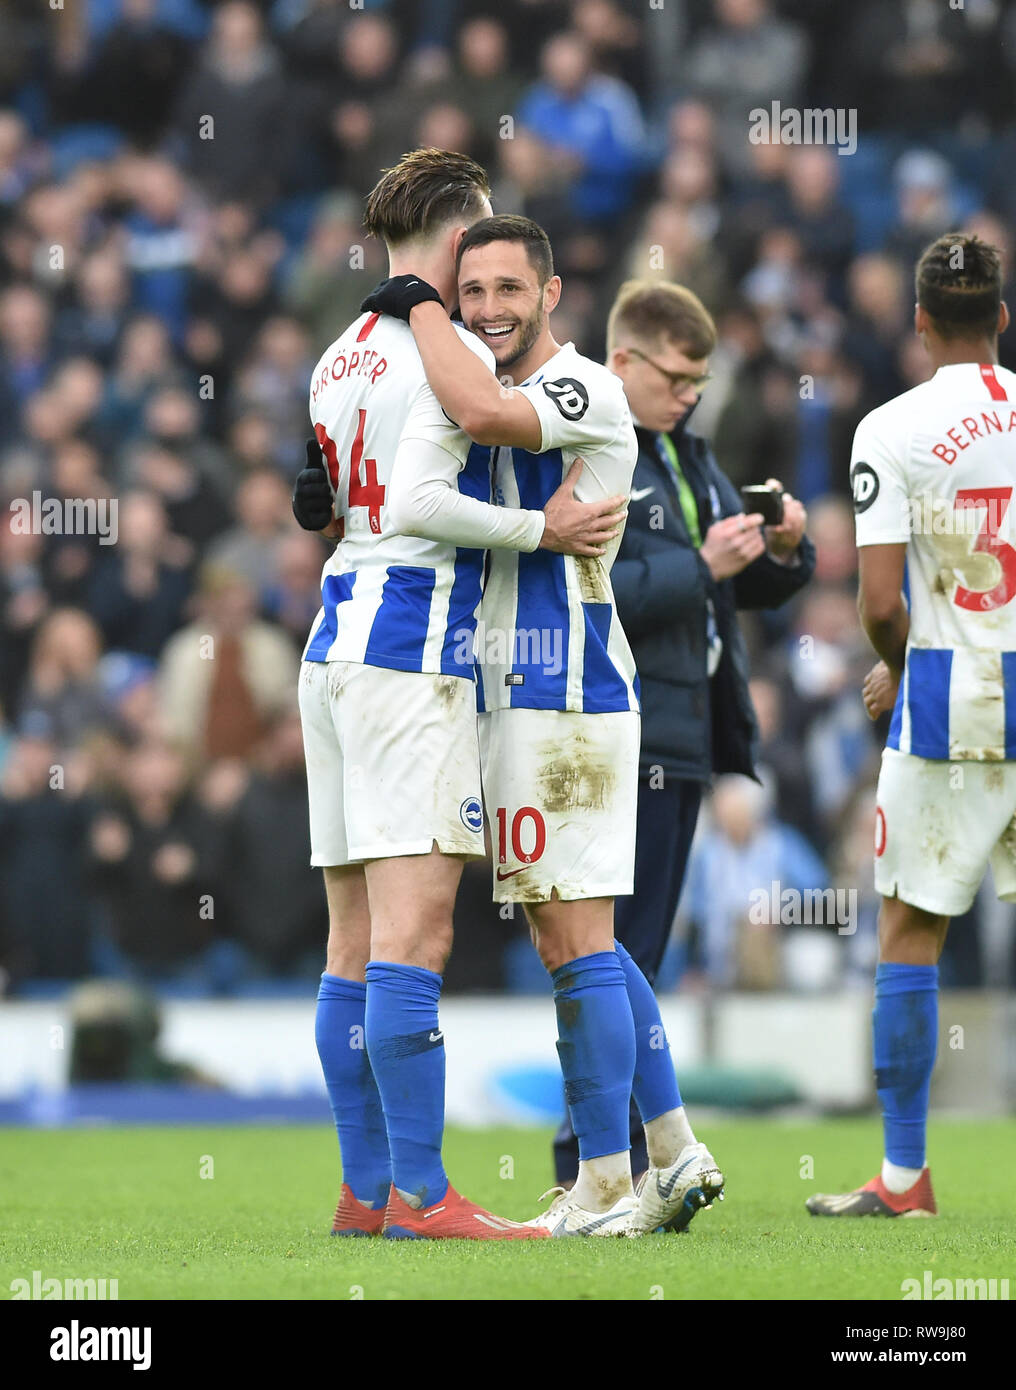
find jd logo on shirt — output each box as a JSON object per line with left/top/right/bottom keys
{"left": 850, "top": 461, "right": 879, "bottom": 513}
{"left": 543, "top": 377, "right": 589, "bottom": 421}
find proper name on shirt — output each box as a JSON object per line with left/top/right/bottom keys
{"left": 311, "top": 343, "right": 388, "bottom": 404}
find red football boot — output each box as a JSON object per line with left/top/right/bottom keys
{"left": 382, "top": 1183, "right": 549, "bottom": 1240}
{"left": 330, "top": 1184, "right": 386, "bottom": 1237}
{"left": 806, "top": 1167, "right": 937, "bottom": 1217}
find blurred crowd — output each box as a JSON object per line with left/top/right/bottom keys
{"left": 1, "top": 0, "right": 1014, "bottom": 996}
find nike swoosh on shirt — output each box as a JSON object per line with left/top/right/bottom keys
{"left": 630, "top": 486, "right": 655, "bottom": 502}
{"left": 496, "top": 865, "right": 529, "bottom": 880}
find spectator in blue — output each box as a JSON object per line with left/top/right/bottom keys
{"left": 683, "top": 774, "right": 830, "bottom": 990}
{"left": 88, "top": 492, "right": 192, "bottom": 660}
{"left": 0, "top": 713, "right": 98, "bottom": 985}
{"left": 0, "top": 285, "right": 55, "bottom": 447}
{"left": 55, "top": 248, "right": 132, "bottom": 368}
{"left": 17, "top": 607, "right": 113, "bottom": 745}
{"left": 87, "top": 738, "right": 235, "bottom": 992}
{"left": 518, "top": 30, "right": 647, "bottom": 226}
{"left": 122, "top": 157, "right": 199, "bottom": 346}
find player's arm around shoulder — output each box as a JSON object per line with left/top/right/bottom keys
{"left": 406, "top": 301, "right": 544, "bottom": 449}
{"left": 383, "top": 368, "right": 539, "bottom": 549}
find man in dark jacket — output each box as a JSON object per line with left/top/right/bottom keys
{"left": 553, "top": 279, "right": 816, "bottom": 1183}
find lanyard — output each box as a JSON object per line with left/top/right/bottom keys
{"left": 655, "top": 434, "right": 722, "bottom": 673}
{"left": 656, "top": 432, "right": 702, "bottom": 548}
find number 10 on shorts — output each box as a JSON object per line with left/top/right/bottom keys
{"left": 495, "top": 806, "right": 547, "bottom": 867}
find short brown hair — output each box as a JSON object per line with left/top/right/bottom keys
{"left": 607, "top": 280, "right": 717, "bottom": 359}
{"left": 456, "top": 213, "right": 554, "bottom": 284}
{"left": 916, "top": 232, "right": 1003, "bottom": 340}
{"left": 362, "top": 148, "right": 490, "bottom": 247}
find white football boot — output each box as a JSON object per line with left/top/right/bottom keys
{"left": 524, "top": 1186, "right": 636, "bottom": 1237}
{"left": 628, "top": 1141, "right": 725, "bottom": 1236}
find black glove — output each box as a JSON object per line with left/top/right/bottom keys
{"left": 292, "top": 438, "right": 335, "bottom": 531}
{"left": 360, "top": 274, "right": 443, "bottom": 322}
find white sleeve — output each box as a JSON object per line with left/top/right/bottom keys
{"left": 391, "top": 333, "right": 544, "bottom": 552}
{"left": 851, "top": 409, "right": 911, "bottom": 546}
{"left": 520, "top": 364, "right": 630, "bottom": 454}
{"left": 385, "top": 330, "right": 543, "bottom": 550}
{"left": 388, "top": 435, "right": 545, "bottom": 551}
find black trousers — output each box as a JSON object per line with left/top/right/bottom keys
{"left": 552, "top": 774, "right": 704, "bottom": 1182}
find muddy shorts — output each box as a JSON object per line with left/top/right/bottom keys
{"left": 478, "top": 707, "right": 639, "bottom": 903}
{"left": 874, "top": 746, "right": 1016, "bottom": 916}
{"left": 298, "top": 659, "right": 485, "bottom": 866}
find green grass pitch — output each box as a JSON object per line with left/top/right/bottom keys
{"left": 2, "top": 1118, "right": 1014, "bottom": 1301}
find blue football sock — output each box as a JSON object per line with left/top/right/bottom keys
{"left": 364, "top": 960, "right": 448, "bottom": 1208}
{"left": 315, "top": 973, "right": 391, "bottom": 1208}
{"left": 873, "top": 962, "right": 939, "bottom": 1169}
{"left": 614, "top": 940, "right": 682, "bottom": 1123}
{"left": 552, "top": 951, "right": 636, "bottom": 1161}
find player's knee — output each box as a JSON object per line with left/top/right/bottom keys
{"left": 371, "top": 915, "right": 453, "bottom": 973}
{"left": 325, "top": 953, "right": 367, "bottom": 981}
{"left": 530, "top": 923, "right": 597, "bottom": 974}
{"left": 324, "top": 922, "right": 370, "bottom": 980}
{"left": 533, "top": 935, "right": 561, "bottom": 973}
{"left": 878, "top": 896, "right": 948, "bottom": 963}
{"left": 421, "top": 921, "right": 453, "bottom": 973}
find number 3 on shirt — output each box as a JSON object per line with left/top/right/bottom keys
{"left": 315, "top": 410, "right": 386, "bottom": 535}
{"left": 953, "top": 486, "right": 1016, "bottom": 612}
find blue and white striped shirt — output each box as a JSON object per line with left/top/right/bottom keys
{"left": 476, "top": 343, "right": 640, "bottom": 715}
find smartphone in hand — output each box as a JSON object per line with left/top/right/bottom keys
{"left": 739, "top": 484, "right": 784, "bottom": 526}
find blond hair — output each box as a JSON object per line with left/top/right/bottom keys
{"left": 607, "top": 279, "right": 717, "bottom": 359}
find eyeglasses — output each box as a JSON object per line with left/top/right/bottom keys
{"left": 625, "top": 346, "right": 712, "bottom": 397}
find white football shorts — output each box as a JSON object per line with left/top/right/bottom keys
{"left": 874, "top": 746, "right": 1016, "bottom": 916}
{"left": 478, "top": 707, "right": 639, "bottom": 903}
{"left": 298, "top": 659, "right": 485, "bottom": 866}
